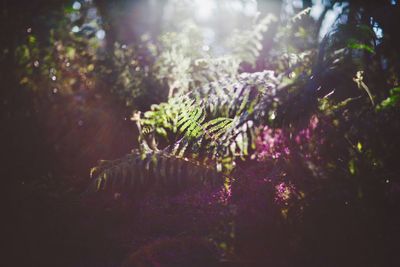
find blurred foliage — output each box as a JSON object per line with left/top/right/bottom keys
{"left": 148, "top": 13, "right": 275, "bottom": 98}
{"left": 14, "top": 1, "right": 101, "bottom": 99}
{"left": 377, "top": 86, "right": 400, "bottom": 110}
{"left": 3, "top": 0, "right": 400, "bottom": 266}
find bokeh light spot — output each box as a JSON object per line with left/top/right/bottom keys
{"left": 73, "top": 1, "right": 82, "bottom": 10}
{"left": 96, "top": 29, "right": 105, "bottom": 40}
{"left": 71, "top": 26, "right": 80, "bottom": 33}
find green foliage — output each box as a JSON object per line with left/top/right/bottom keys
{"left": 377, "top": 87, "right": 400, "bottom": 110}
{"left": 88, "top": 4, "right": 280, "bottom": 191}
{"left": 90, "top": 67, "right": 281, "bottom": 191}
{"left": 347, "top": 38, "right": 374, "bottom": 54}
{"left": 101, "top": 11, "right": 275, "bottom": 108}
{"left": 6, "top": 1, "right": 400, "bottom": 265}
{"left": 151, "top": 15, "right": 275, "bottom": 97}
{"left": 153, "top": 21, "right": 205, "bottom": 96}
{"left": 105, "top": 41, "right": 156, "bottom": 107}
{"left": 88, "top": 149, "right": 224, "bottom": 194}
{"left": 228, "top": 14, "right": 276, "bottom": 67}
{"left": 14, "top": 1, "right": 101, "bottom": 98}
{"left": 138, "top": 71, "right": 278, "bottom": 166}
{"left": 338, "top": 23, "right": 376, "bottom": 55}
{"left": 12, "top": 1, "right": 399, "bottom": 223}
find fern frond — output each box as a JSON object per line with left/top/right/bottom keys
{"left": 132, "top": 70, "right": 281, "bottom": 175}
{"left": 88, "top": 149, "right": 225, "bottom": 194}
{"left": 229, "top": 14, "right": 276, "bottom": 66}
{"left": 176, "top": 103, "right": 206, "bottom": 139}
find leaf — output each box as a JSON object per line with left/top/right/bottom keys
{"left": 348, "top": 159, "right": 356, "bottom": 175}
{"left": 347, "top": 39, "right": 374, "bottom": 53}
{"left": 356, "top": 142, "right": 362, "bottom": 152}
{"left": 377, "top": 87, "right": 400, "bottom": 110}
{"left": 89, "top": 150, "right": 225, "bottom": 194}
{"left": 156, "top": 127, "right": 168, "bottom": 138}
